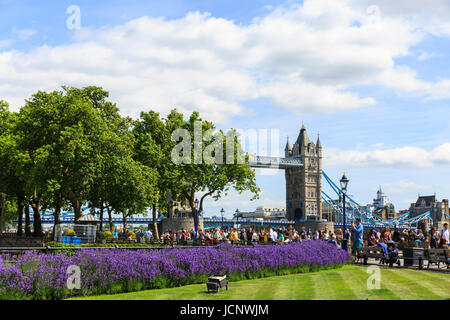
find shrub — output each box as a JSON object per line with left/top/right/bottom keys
{"left": 103, "top": 231, "right": 113, "bottom": 240}
{"left": 65, "top": 229, "right": 76, "bottom": 237}
{"left": 0, "top": 240, "right": 350, "bottom": 300}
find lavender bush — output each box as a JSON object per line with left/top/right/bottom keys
{"left": 0, "top": 240, "right": 350, "bottom": 300}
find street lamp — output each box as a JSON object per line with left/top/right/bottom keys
{"left": 220, "top": 208, "right": 225, "bottom": 229}
{"left": 340, "top": 173, "right": 349, "bottom": 252}
{"left": 235, "top": 209, "right": 240, "bottom": 228}
{"left": 194, "top": 198, "right": 199, "bottom": 243}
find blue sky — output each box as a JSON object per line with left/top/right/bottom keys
{"left": 1, "top": 0, "right": 449, "bottom": 218}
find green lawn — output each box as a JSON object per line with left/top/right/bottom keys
{"left": 72, "top": 265, "right": 450, "bottom": 300}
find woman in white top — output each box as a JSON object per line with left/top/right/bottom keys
{"left": 322, "top": 229, "right": 329, "bottom": 241}
{"left": 213, "top": 228, "right": 222, "bottom": 241}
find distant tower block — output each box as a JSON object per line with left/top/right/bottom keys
{"left": 285, "top": 124, "right": 322, "bottom": 221}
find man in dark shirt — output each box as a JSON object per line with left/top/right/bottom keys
{"left": 386, "top": 241, "right": 399, "bottom": 267}
{"left": 300, "top": 227, "right": 307, "bottom": 240}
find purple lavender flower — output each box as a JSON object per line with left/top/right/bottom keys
{"left": 0, "top": 241, "right": 350, "bottom": 299}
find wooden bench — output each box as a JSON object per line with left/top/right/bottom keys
{"left": 355, "top": 246, "right": 436, "bottom": 269}
{"left": 357, "top": 246, "right": 387, "bottom": 265}
{"left": 425, "top": 249, "right": 449, "bottom": 269}
{"left": 445, "top": 249, "right": 450, "bottom": 269}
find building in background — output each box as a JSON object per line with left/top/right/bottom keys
{"left": 373, "top": 187, "right": 389, "bottom": 210}
{"left": 235, "top": 206, "right": 286, "bottom": 220}
{"left": 410, "top": 195, "right": 449, "bottom": 229}
{"left": 322, "top": 188, "right": 397, "bottom": 223}
{"left": 363, "top": 187, "right": 396, "bottom": 220}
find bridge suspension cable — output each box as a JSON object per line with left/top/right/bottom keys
{"left": 321, "top": 170, "right": 430, "bottom": 227}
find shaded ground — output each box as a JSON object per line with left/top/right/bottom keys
{"left": 72, "top": 265, "right": 450, "bottom": 300}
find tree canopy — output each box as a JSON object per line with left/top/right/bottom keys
{"left": 0, "top": 86, "right": 259, "bottom": 237}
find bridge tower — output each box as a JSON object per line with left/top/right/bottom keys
{"left": 285, "top": 124, "right": 322, "bottom": 221}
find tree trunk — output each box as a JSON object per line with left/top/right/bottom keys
{"left": 199, "top": 191, "right": 213, "bottom": 217}
{"left": 24, "top": 204, "right": 31, "bottom": 237}
{"left": 188, "top": 197, "right": 197, "bottom": 232}
{"left": 99, "top": 202, "right": 104, "bottom": 232}
{"left": 122, "top": 213, "right": 127, "bottom": 235}
{"left": 67, "top": 190, "right": 83, "bottom": 222}
{"left": 53, "top": 191, "right": 62, "bottom": 226}
{"left": 107, "top": 206, "right": 113, "bottom": 231}
{"left": 30, "top": 196, "right": 43, "bottom": 236}
{"left": 73, "top": 200, "right": 82, "bottom": 221}
{"left": 53, "top": 190, "right": 62, "bottom": 241}
{"left": 166, "top": 191, "right": 173, "bottom": 218}
{"left": 0, "top": 194, "right": 4, "bottom": 233}
{"left": 152, "top": 204, "right": 159, "bottom": 242}
{"left": 16, "top": 194, "right": 24, "bottom": 236}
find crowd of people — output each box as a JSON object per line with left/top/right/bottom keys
{"left": 104, "top": 223, "right": 358, "bottom": 248}
{"left": 366, "top": 222, "right": 449, "bottom": 250}
{"left": 158, "top": 225, "right": 345, "bottom": 246}
{"left": 362, "top": 222, "right": 449, "bottom": 266}
{"left": 100, "top": 222, "right": 450, "bottom": 257}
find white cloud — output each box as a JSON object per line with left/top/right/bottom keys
{"left": 1, "top": 0, "right": 450, "bottom": 122}
{"left": 381, "top": 180, "right": 431, "bottom": 195}
{"left": 417, "top": 51, "right": 435, "bottom": 61}
{"left": 0, "top": 39, "right": 12, "bottom": 49}
{"left": 373, "top": 142, "right": 384, "bottom": 147}
{"left": 379, "top": 66, "right": 450, "bottom": 100}
{"left": 12, "top": 28, "right": 37, "bottom": 41}
{"left": 324, "top": 143, "right": 450, "bottom": 168}
{"left": 349, "top": 0, "right": 450, "bottom": 37}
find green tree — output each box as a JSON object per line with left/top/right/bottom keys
{"left": 133, "top": 111, "right": 180, "bottom": 240}
{"left": 0, "top": 100, "right": 12, "bottom": 232}
{"left": 78, "top": 87, "right": 135, "bottom": 231}
{"left": 166, "top": 110, "right": 260, "bottom": 229}
{"left": 12, "top": 88, "right": 110, "bottom": 235}
{"left": 197, "top": 128, "right": 260, "bottom": 213}
{"left": 0, "top": 101, "right": 26, "bottom": 233}
{"left": 107, "top": 155, "right": 157, "bottom": 232}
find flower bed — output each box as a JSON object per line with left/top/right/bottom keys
{"left": 0, "top": 240, "right": 351, "bottom": 300}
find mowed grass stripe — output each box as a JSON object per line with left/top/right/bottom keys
{"left": 323, "top": 271, "right": 358, "bottom": 300}
{"left": 339, "top": 266, "right": 401, "bottom": 300}
{"left": 382, "top": 269, "right": 443, "bottom": 300}
{"left": 311, "top": 270, "right": 338, "bottom": 299}
{"left": 410, "top": 269, "right": 450, "bottom": 284}
{"left": 263, "top": 274, "right": 297, "bottom": 300}
{"left": 291, "top": 274, "right": 316, "bottom": 300}
{"left": 71, "top": 266, "right": 450, "bottom": 300}
{"left": 251, "top": 277, "right": 281, "bottom": 300}
{"left": 272, "top": 273, "right": 316, "bottom": 300}
{"left": 394, "top": 269, "right": 450, "bottom": 299}
{"left": 336, "top": 266, "right": 371, "bottom": 300}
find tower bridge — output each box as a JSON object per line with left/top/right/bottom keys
{"left": 245, "top": 124, "right": 448, "bottom": 231}
{"left": 248, "top": 123, "right": 322, "bottom": 222}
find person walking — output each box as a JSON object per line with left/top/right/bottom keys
{"left": 351, "top": 218, "right": 364, "bottom": 261}
{"left": 271, "top": 228, "right": 278, "bottom": 244}
{"left": 240, "top": 228, "right": 248, "bottom": 245}
{"left": 440, "top": 223, "right": 449, "bottom": 245}
{"left": 428, "top": 228, "right": 439, "bottom": 249}
{"left": 300, "top": 227, "right": 307, "bottom": 240}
